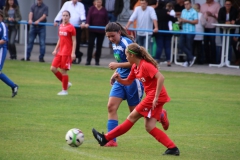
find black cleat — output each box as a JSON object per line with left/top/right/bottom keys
{"left": 12, "top": 85, "right": 19, "bottom": 98}
{"left": 92, "top": 128, "right": 108, "bottom": 146}
{"left": 163, "top": 147, "right": 180, "bottom": 156}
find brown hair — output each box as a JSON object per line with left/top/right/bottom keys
{"left": 105, "top": 22, "right": 134, "bottom": 41}
{"left": 5, "top": 0, "right": 17, "bottom": 11}
{"left": 126, "top": 43, "right": 159, "bottom": 69}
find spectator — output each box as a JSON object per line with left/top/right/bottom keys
{"left": 201, "top": 0, "right": 221, "bottom": 64}
{"left": 54, "top": 0, "right": 86, "bottom": 64}
{"left": 125, "top": 0, "right": 158, "bottom": 55}
{"left": 217, "top": 0, "right": 238, "bottom": 64}
{"left": 79, "top": 0, "right": 94, "bottom": 46}
{"left": 166, "top": 2, "right": 176, "bottom": 31}
{"left": 154, "top": 1, "right": 177, "bottom": 66}
{"left": 21, "top": 0, "right": 48, "bottom": 62}
{"left": 174, "top": 0, "right": 184, "bottom": 18}
{"left": 102, "top": 0, "right": 124, "bottom": 22}
{"left": 193, "top": 3, "right": 206, "bottom": 64}
{"left": 233, "top": 10, "right": 240, "bottom": 65}
{"left": 178, "top": 0, "right": 198, "bottom": 67}
{"left": 0, "top": 9, "right": 18, "bottom": 98}
{"left": 84, "top": 0, "right": 108, "bottom": 66}
{"left": 3, "top": 0, "right": 22, "bottom": 60}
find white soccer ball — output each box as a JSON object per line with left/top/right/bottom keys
{"left": 65, "top": 128, "right": 84, "bottom": 147}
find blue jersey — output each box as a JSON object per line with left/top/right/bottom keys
{"left": 0, "top": 22, "right": 8, "bottom": 48}
{"left": 112, "top": 36, "right": 133, "bottom": 78}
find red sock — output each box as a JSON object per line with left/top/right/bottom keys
{"left": 149, "top": 127, "right": 176, "bottom": 148}
{"left": 105, "top": 119, "right": 134, "bottom": 141}
{"left": 62, "top": 75, "right": 69, "bottom": 90}
{"left": 54, "top": 71, "right": 62, "bottom": 82}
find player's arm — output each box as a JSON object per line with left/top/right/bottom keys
{"left": 52, "top": 39, "right": 60, "bottom": 55}
{"left": 113, "top": 72, "right": 133, "bottom": 85}
{"left": 71, "top": 35, "right": 76, "bottom": 60}
{"left": 152, "top": 72, "right": 164, "bottom": 109}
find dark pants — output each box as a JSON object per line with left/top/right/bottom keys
{"left": 86, "top": 32, "right": 105, "bottom": 64}
{"left": 193, "top": 40, "right": 204, "bottom": 64}
{"left": 178, "top": 34, "right": 195, "bottom": 63}
{"left": 155, "top": 33, "right": 172, "bottom": 62}
{"left": 8, "top": 26, "right": 17, "bottom": 59}
{"left": 27, "top": 25, "right": 46, "bottom": 59}
{"left": 203, "top": 28, "right": 216, "bottom": 64}
{"left": 75, "top": 27, "right": 82, "bottom": 56}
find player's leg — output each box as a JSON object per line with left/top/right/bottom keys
{"left": 0, "top": 48, "right": 18, "bottom": 97}
{"left": 51, "top": 54, "right": 62, "bottom": 81}
{"left": 92, "top": 109, "right": 142, "bottom": 146}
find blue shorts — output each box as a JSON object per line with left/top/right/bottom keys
{"left": 109, "top": 79, "right": 144, "bottom": 106}
{"left": 0, "top": 47, "right": 7, "bottom": 71}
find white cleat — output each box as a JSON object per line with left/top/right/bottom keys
{"left": 68, "top": 82, "right": 72, "bottom": 89}
{"left": 57, "top": 90, "right": 68, "bottom": 96}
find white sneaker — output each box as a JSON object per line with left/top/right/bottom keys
{"left": 189, "top": 57, "right": 196, "bottom": 67}
{"left": 182, "top": 61, "right": 189, "bottom": 67}
{"left": 68, "top": 82, "right": 72, "bottom": 89}
{"left": 57, "top": 90, "right": 68, "bottom": 95}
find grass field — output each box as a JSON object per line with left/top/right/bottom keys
{"left": 0, "top": 60, "right": 240, "bottom": 160}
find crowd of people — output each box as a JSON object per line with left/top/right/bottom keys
{"left": 1, "top": 0, "right": 240, "bottom": 66}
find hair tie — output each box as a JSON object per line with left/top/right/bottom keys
{"left": 128, "top": 48, "right": 137, "bottom": 55}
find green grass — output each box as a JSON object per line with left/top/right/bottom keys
{"left": 0, "top": 60, "right": 240, "bottom": 160}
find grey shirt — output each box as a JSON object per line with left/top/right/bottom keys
{"left": 105, "top": 0, "right": 115, "bottom": 12}
{"left": 30, "top": 3, "right": 48, "bottom": 22}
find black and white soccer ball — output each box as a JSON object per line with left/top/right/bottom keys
{"left": 65, "top": 128, "right": 84, "bottom": 147}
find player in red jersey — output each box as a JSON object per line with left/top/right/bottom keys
{"left": 92, "top": 43, "right": 180, "bottom": 156}
{"left": 50, "top": 10, "right": 76, "bottom": 95}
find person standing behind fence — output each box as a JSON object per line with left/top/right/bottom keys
{"left": 54, "top": 0, "right": 86, "bottom": 64}
{"left": 102, "top": 0, "right": 123, "bottom": 23}
{"left": 50, "top": 10, "right": 76, "bottom": 96}
{"left": 0, "top": 9, "right": 18, "bottom": 97}
{"left": 84, "top": 0, "right": 108, "bottom": 66}
{"left": 125, "top": 0, "right": 158, "bottom": 55}
{"left": 217, "top": 0, "right": 238, "bottom": 65}
{"left": 21, "top": 0, "right": 48, "bottom": 62}
{"left": 3, "top": 0, "right": 21, "bottom": 60}
{"left": 192, "top": 3, "right": 206, "bottom": 65}
{"left": 178, "top": 0, "right": 198, "bottom": 67}
{"left": 201, "top": 0, "right": 221, "bottom": 64}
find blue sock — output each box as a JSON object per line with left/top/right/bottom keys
{"left": 0, "top": 73, "right": 15, "bottom": 88}
{"left": 107, "top": 119, "right": 118, "bottom": 142}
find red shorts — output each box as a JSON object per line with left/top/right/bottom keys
{"left": 51, "top": 54, "right": 72, "bottom": 70}
{"left": 135, "top": 95, "right": 169, "bottom": 121}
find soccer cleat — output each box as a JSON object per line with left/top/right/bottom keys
{"left": 163, "top": 147, "right": 180, "bottom": 156}
{"left": 57, "top": 90, "right": 68, "bottom": 95}
{"left": 160, "top": 109, "right": 169, "bottom": 130}
{"left": 68, "top": 82, "right": 72, "bottom": 89}
{"left": 11, "top": 85, "right": 18, "bottom": 98}
{"left": 92, "top": 128, "right": 108, "bottom": 146}
{"left": 104, "top": 140, "right": 118, "bottom": 147}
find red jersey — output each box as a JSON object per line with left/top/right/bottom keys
{"left": 128, "top": 60, "right": 170, "bottom": 102}
{"left": 58, "top": 23, "right": 76, "bottom": 56}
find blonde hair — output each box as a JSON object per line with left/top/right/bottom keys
{"left": 126, "top": 43, "right": 159, "bottom": 69}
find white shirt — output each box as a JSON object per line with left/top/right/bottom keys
{"left": 194, "top": 12, "right": 206, "bottom": 41}
{"left": 54, "top": 1, "right": 86, "bottom": 26}
{"left": 129, "top": 6, "right": 157, "bottom": 36}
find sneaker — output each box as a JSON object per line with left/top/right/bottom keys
{"left": 57, "top": 90, "right": 68, "bottom": 95}
{"left": 182, "top": 61, "right": 188, "bottom": 67}
{"left": 12, "top": 85, "right": 18, "bottom": 98}
{"left": 160, "top": 109, "right": 169, "bottom": 130}
{"left": 104, "top": 140, "right": 118, "bottom": 147}
{"left": 68, "top": 82, "right": 72, "bottom": 89}
{"left": 21, "top": 58, "right": 30, "bottom": 61}
{"left": 163, "top": 147, "right": 180, "bottom": 156}
{"left": 92, "top": 128, "right": 108, "bottom": 146}
{"left": 189, "top": 57, "right": 196, "bottom": 67}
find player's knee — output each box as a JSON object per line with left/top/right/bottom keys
{"left": 107, "top": 104, "right": 117, "bottom": 114}
{"left": 50, "top": 66, "right": 57, "bottom": 73}
{"left": 145, "top": 124, "right": 154, "bottom": 133}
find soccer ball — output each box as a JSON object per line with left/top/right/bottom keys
{"left": 65, "top": 128, "right": 84, "bottom": 147}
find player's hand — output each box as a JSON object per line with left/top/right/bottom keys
{"left": 152, "top": 97, "right": 158, "bottom": 110}
{"left": 52, "top": 50, "right": 57, "bottom": 56}
{"left": 71, "top": 53, "right": 76, "bottom": 61}
{"left": 109, "top": 62, "right": 118, "bottom": 70}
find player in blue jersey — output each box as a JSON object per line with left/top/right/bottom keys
{"left": 0, "top": 10, "right": 18, "bottom": 97}
{"left": 103, "top": 22, "right": 144, "bottom": 147}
